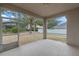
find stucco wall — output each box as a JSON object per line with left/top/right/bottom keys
{"left": 66, "top": 8, "right": 79, "bottom": 46}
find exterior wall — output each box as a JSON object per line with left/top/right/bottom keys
{"left": 66, "top": 9, "right": 79, "bottom": 46}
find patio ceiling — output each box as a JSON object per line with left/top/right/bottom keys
{"left": 13, "top": 3, "right": 79, "bottom": 18}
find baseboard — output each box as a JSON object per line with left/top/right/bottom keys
{"left": 67, "top": 42, "right": 79, "bottom": 48}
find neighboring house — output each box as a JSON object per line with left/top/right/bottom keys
{"left": 36, "top": 25, "right": 43, "bottom": 29}
{"left": 26, "top": 24, "right": 43, "bottom": 30}
{"left": 53, "top": 22, "right": 67, "bottom": 29}
{"left": 3, "top": 22, "right": 16, "bottom": 29}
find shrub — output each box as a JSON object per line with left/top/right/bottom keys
{"left": 10, "top": 27, "right": 18, "bottom": 33}
{"left": 32, "top": 27, "right": 38, "bottom": 31}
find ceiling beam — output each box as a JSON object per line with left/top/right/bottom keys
{"left": 45, "top": 7, "right": 79, "bottom": 19}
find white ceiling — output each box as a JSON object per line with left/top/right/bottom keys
{"left": 13, "top": 3, "right": 79, "bottom": 17}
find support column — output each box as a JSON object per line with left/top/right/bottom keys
{"left": 67, "top": 10, "right": 79, "bottom": 46}
{"left": 0, "top": 8, "right": 2, "bottom": 44}
{"left": 43, "top": 18, "right": 47, "bottom": 39}
{"left": 29, "top": 17, "right": 33, "bottom": 34}
{"left": 0, "top": 18, "right": 2, "bottom": 44}
{"left": 16, "top": 13, "right": 20, "bottom": 45}
{"left": 0, "top": 7, "right": 4, "bottom": 52}
{"left": 0, "top": 18, "right": 3, "bottom": 52}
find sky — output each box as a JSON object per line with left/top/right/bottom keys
{"left": 56, "top": 16, "right": 67, "bottom": 25}
{"left": 1, "top": 11, "right": 67, "bottom": 24}
{"left": 1, "top": 11, "right": 16, "bottom": 22}
{"left": 1, "top": 11, "right": 15, "bottom": 18}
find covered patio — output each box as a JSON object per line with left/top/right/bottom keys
{"left": 0, "top": 3, "right": 79, "bottom": 55}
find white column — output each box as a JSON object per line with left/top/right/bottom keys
{"left": 43, "top": 18, "right": 47, "bottom": 39}
{"left": 67, "top": 10, "right": 79, "bottom": 46}
{"left": 29, "top": 18, "right": 33, "bottom": 34}
{"left": 16, "top": 13, "right": 20, "bottom": 45}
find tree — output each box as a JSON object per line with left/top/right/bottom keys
{"left": 48, "top": 18, "right": 61, "bottom": 29}
{"left": 35, "top": 18, "right": 43, "bottom": 26}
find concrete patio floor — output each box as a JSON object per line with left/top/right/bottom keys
{"left": 0, "top": 39, "right": 79, "bottom": 56}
